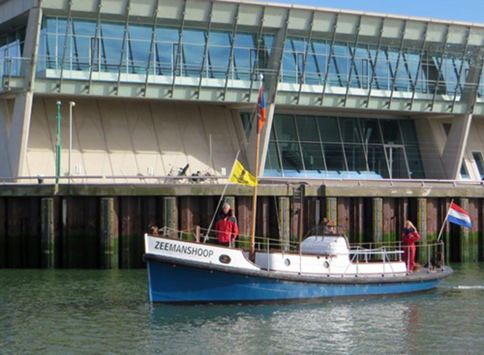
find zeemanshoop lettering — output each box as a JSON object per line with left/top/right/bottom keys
{"left": 154, "top": 241, "right": 214, "bottom": 258}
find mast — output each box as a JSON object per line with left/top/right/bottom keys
{"left": 249, "top": 75, "right": 265, "bottom": 260}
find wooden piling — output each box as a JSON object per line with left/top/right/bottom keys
{"left": 41, "top": 198, "right": 55, "bottom": 269}
{"left": 373, "top": 197, "right": 383, "bottom": 243}
{"left": 0, "top": 198, "right": 5, "bottom": 268}
{"left": 100, "top": 197, "right": 119, "bottom": 269}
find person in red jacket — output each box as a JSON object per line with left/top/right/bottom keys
{"left": 215, "top": 203, "right": 238, "bottom": 247}
{"left": 401, "top": 220, "right": 420, "bottom": 272}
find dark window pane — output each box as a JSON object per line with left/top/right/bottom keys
{"left": 340, "top": 117, "right": 361, "bottom": 143}
{"left": 274, "top": 115, "right": 297, "bottom": 141}
{"left": 380, "top": 119, "right": 402, "bottom": 144}
{"left": 323, "top": 143, "right": 346, "bottom": 172}
{"left": 344, "top": 144, "right": 367, "bottom": 172}
{"left": 301, "top": 143, "right": 325, "bottom": 172}
{"left": 472, "top": 152, "right": 484, "bottom": 179}
{"left": 460, "top": 160, "right": 470, "bottom": 180}
{"left": 280, "top": 141, "right": 303, "bottom": 174}
{"left": 264, "top": 142, "right": 283, "bottom": 177}
{"left": 359, "top": 119, "right": 382, "bottom": 144}
{"left": 400, "top": 120, "right": 419, "bottom": 145}
{"left": 405, "top": 146, "right": 425, "bottom": 179}
{"left": 318, "top": 116, "right": 340, "bottom": 142}
{"left": 296, "top": 116, "right": 319, "bottom": 142}
{"left": 367, "top": 146, "right": 389, "bottom": 178}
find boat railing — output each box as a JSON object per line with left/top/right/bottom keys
{"left": 150, "top": 226, "right": 447, "bottom": 272}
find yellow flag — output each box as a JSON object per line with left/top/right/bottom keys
{"left": 229, "top": 160, "right": 257, "bottom": 186}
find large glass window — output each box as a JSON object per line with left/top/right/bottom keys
{"left": 259, "top": 114, "right": 424, "bottom": 179}
{"left": 37, "top": 17, "right": 273, "bottom": 83}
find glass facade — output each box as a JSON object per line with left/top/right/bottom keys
{"left": 37, "top": 17, "right": 272, "bottom": 82}
{"left": 34, "top": 16, "right": 484, "bottom": 99}
{"left": 282, "top": 37, "right": 473, "bottom": 96}
{"left": 262, "top": 114, "right": 424, "bottom": 179}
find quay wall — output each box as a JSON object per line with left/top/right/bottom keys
{"left": 0, "top": 183, "right": 483, "bottom": 268}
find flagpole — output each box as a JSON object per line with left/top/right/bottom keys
{"left": 205, "top": 153, "right": 240, "bottom": 241}
{"left": 249, "top": 75, "right": 264, "bottom": 261}
{"left": 437, "top": 198, "right": 454, "bottom": 243}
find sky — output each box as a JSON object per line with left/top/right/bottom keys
{"left": 255, "top": 0, "right": 484, "bottom": 24}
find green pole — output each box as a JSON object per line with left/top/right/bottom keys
{"left": 56, "top": 101, "right": 62, "bottom": 184}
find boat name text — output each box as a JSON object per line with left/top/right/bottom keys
{"left": 154, "top": 241, "right": 214, "bottom": 258}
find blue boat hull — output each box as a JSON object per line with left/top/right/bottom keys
{"left": 145, "top": 255, "right": 450, "bottom": 303}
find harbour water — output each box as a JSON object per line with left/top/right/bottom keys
{"left": 1, "top": 264, "right": 483, "bottom": 354}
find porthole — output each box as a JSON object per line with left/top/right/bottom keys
{"left": 219, "top": 255, "right": 231, "bottom": 264}
{"left": 323, "top": 261, "right": 330, "bottom": 269}
{"left": 284, "top": 258, "right": 291, "bottom": 266}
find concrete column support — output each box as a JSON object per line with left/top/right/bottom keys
{"left": 2, "top": 7, "right": 41, "bottom": 179}
{"left": 0, "top": 99, "right": 12, "bottom": 178}
{"left": 6, "top": 93, "right": 34, "bottom": 178}
{"left": 373, "top": 198, "right": 383, "bottom": 242}
{"left": 441, "top": 65, "right": 481, "bottom": 179}
{"left": 247, "top": 10, "right": 290, "bottom": 174}
{"left": 278, "top": 197, "right": 290, "bottom": 249}
{"left": 414, "top": 118, "right": 445, "bottom": 179}
{"left": 100, "top": 197, "right": 119, "bottom": 269}
{"left": 41, "top": 198, "right": 55, "bottom": 269}
{"left": 441, "top": 112, "right": 474, "bottom": 179}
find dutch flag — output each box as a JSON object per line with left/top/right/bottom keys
{"left": 447, "top": 202, "right": 472, "bottom": 228}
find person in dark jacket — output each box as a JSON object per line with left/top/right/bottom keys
{"left": 215, "top": 203, "right": 238, "bottom": 247}
{"left": 402, "top": 220, "right": 420, "bottom": 272}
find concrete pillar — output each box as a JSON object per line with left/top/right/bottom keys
{"left": 373, "top": 198, "right": 383, "bottom": 242}
{"left": 41, "top": 198, "right": 55, "bottom": 269}
{"left": 0, "top": 99, "right": 12, "bottom": 178}
{"left": 414, "top": 118, "right": 446, "bottom": 179}
{"left": 7, "top": 93, "right": 34, "bottom": 178}
{"left": 278, "top": 197, "right": 290, "bottom": 250}
{"left": 5, "top": 7, "right": 42, "bottom": 179}
{"left": 441, "top": 66, "right": 481, "bottom": 179}
{"left": 248, "top": 11, "right": 290, "bottom": 173}
{"left": 100, "top": 197, "right": 119, "bottom": 269}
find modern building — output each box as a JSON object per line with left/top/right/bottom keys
{"left": 2, "top": 0, "right": 484, "bottom": 183}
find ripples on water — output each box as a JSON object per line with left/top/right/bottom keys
{"left": 1, "top": 264, "right": 483, "bottom": 354}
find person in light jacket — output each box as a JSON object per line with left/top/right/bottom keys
{"left": 402, "top": 220, "right": 420, "bottom": 272}
{"left": 215, "top": 203, "right": 238, "bottom": 247}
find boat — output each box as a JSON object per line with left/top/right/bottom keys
{"left": 144, "top": 227, "right": 452, "bottom": 304}
{"left": 144, "top": 77, "right": 452, "bottom": 304}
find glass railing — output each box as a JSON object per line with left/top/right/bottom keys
{"left": 0, "top": 56, "right": 26, "bottom": 79}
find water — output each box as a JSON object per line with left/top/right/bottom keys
{"left": 1, "top": 264, "right": 483, "bottom": 354}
